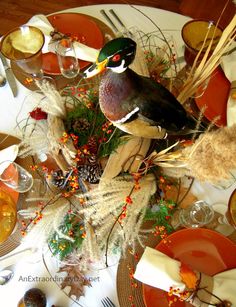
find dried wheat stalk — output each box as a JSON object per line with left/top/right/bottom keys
{"left": 178, "top": 15, "right": 236, "bottom": 104}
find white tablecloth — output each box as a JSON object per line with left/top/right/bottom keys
{"left": 0, "top": 4, "right": 235, "bottom": 307}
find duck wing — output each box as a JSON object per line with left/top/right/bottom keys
{"left": 127, "top": 69, "right": 189, "bottom": 131}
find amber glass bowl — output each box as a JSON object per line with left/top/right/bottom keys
{"left": 181, "top": 20, "right": 223, "bottom": 65}
{"left": 227, "top": 188, "right": 236, "bottom": 228}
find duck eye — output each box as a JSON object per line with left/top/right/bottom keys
{"left": 112, "top": 54, "right": 121, "bottom": 62}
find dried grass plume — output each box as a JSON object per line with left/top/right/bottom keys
{"left": 182, "top": 124, "right": 236, "bottom": 184}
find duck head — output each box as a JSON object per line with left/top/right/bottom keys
{"left": 83, "top": 37, "right": 136, "bottom": 78}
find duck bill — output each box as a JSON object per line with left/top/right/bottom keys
{"left": 83, "top": 59, "right": 108, "bottom": 78}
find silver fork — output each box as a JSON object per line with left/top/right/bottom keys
{"left": 101, "top": 296, "right": 116, "bottom": 307}
{"left": 100, "top": 9, "right": 133, "bottom": 38}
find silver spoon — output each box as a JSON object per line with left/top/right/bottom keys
{"left": 0, "top": 269, "right": 14, "bottom": 285}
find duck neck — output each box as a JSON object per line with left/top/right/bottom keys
{"left": 99, "top": 68, "right": 136, "bottom": 122}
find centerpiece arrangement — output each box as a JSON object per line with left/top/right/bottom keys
{"left": 15, "top": 8, "right": 236, "bottom": 303}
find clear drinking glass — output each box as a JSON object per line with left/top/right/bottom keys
{"left": 0, "top": 161, "right": 33, "bottom": 193}
{"left": 178, "top": 200, "right": 214, "bottom": 228}
{"left": 55, "top": 38, "right": 80, "bottom": 78}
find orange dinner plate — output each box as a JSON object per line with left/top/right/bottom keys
{"left": 0, "top": 176, "right": 18, "bottom": 204}
{"left": 143, "top": 228, "right": 236, "bottom": 307}
{"left": 43, "top": 13, "right": 104, "bottom": 75}
{"left": 195, "top": 66, "right": 230, "bottom": 127}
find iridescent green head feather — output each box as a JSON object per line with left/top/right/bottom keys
{"left": 83, "top": 37, "right": 137, "bottom": 78}
{"left": 98, "top": 37, "right": 136, "bottom": 64}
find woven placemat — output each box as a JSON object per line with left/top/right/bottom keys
{"left": 116, "top": 224, "right": 161, "bottom": 307}
{"left": 117, "top": 224, "right": 236, "bottom": 307}
{"left": 11, "top": 14, "right": 115, "bottom": 91}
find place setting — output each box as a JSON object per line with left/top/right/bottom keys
{"left": 0, "top": 10, "right": 115, "bottom": 91}
{"left": 0, "top": 3, "right": 236, "bottom": 307}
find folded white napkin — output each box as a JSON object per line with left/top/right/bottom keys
{"left": 0, "top": 145, "right": 19, "bottom": 175}
{"left": 134, "top": 246, "right": 236, "bottom": 306}
{"left": 221, "top": 43, "right": 236, "bottom": 127}
{"left": 23, "top": 14, "right": 99, "bottom": 62}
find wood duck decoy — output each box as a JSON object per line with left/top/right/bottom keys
{"left": 83, "top": 37, "right": 196, "bottom": 139}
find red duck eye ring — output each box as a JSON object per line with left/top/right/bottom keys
{"left": 112, "top": 54, "right": 121, "bottom": 62}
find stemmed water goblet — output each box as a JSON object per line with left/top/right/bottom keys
{"left": 0, "top": 26, "right": 45, "bottom": 78}
{"left": 0, "top": 25, "right": 55, "bottom": 88}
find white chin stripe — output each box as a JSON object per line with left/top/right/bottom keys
{"left": 84, "top": 66, "right": 101, "bottom": 78}
{"left": 113, "top": 107, "right": 140, "bottom": 123}
{"left": 110, "top": 59, "right": 127, "bottom": 73}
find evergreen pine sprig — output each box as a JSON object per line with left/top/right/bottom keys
{"left": 64, "top": 87, "right": 123, "bottom": 159}
{"left": 48, "top": 213, "right": 85, "bottom": 260}
{"left": 144, "top": 199, "right": 177, "bottom": 233}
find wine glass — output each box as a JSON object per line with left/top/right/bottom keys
{"left": 55, "top": 38, "right": 80, "bottom": 78}
{"left": 172, "top": 200, "right": 214, "bottom": 229}
{"left": 0, "top": 161, "right": 33, "bottom": 193}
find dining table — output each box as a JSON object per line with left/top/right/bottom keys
{"left": 0, "top": 3, "right": 235, "bottom": 307}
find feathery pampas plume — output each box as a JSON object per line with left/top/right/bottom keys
{"left": 76, "top": 174, "right": 156, "bottom": 261}
{"left": 35, "top": 79, "right": 66, "bottom": 118}
{"left": 19, "top": 196, "right": 70, "bottom": 247}
{"left": 155, "top": 125, "right": 236, "bottom": 185}
{"left": 182, "top": 124, "right": 236, "bottom": 184}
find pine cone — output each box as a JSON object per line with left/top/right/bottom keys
{"left": 87, "top": 136, "right": 98, "bottom": 154}
{"left": 87, "top": 154, "right": 98, "bottom": 166}
{"left": 72, "top": 118, "right": 90, "bottom": 132}
{"left": 77, "top": 163, "right": 102, "bottom": 184}
{"left": 50, "top": 169, "right": 68, "bottom": 188}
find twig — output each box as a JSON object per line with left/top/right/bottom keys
{"left": 104, "top": 185, "right": 135, "bottom": 267}
{"left": 177, "top": 177, "right": 194, "bottom": 206}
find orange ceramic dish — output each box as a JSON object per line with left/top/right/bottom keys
{"left": 42, "top": 13, "right": 104, "bottom": 75}
{"left": 143, "top": 228, "right": 236, "bottom": 307}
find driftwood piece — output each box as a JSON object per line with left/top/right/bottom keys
{"left": 101, "top": 136, "right": 151, "bottom": 180}
{"left": 47, "top": 115, "right": 77, "bottom": 171}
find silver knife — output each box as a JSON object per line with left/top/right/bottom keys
{"left": 0, "top": 53, "right": 17, "bottom": 97}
